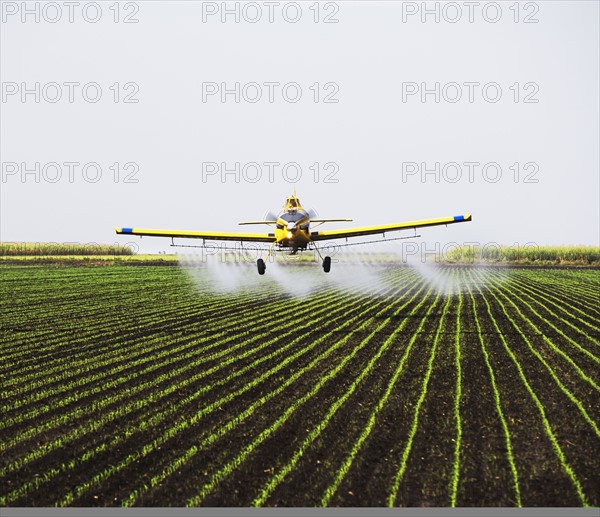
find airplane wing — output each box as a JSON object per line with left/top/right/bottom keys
{"left": 309, "top": 214, "right": 472, "bottom": 241}
{"left": 115, "top": 227, "right": 274, "bottom": 243}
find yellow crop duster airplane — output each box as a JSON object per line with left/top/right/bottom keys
{"left": 116, "top": 194, "right": 472, "bottom": 275}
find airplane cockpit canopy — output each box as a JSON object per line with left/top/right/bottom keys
{"left": 284, "top": 197, "right": 301, "bottom": 212}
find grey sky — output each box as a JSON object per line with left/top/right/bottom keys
{"left": 1, "top": 0, "right": 598, "bottom": 254}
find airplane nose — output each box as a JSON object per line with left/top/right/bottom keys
{"left": 287, "top": 222, "right": 296, "bottom": 231}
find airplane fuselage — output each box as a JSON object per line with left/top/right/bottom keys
{"left": 273, "top": 208, "right": 311, "bottom": 251}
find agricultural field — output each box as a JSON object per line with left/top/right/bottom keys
{"left": 0, "top": 262, "right": 599, "bottom": 507}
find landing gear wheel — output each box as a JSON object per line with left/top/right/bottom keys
{"left": 323, "top": 256, "right": 331, "bottom": 273}
{"left": 257, "top": 258, "right": 266, "bottom": 275}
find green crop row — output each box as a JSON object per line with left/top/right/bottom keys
{"left": 473, "top": 280, "right": 590, "bottom": 506}
{"left": 1, "top": 265, "right": 598, "bottom": 507}
{"left": 2, "top": 269, "right": 422, "bottom": 505}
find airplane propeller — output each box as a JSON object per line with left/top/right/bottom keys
{"left": 263, "top": 210, "right": 279, "bottom": 222}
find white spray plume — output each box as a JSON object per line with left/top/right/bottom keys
{"left": 177, "top": 246, "right": 511, "bottom": 298}
{"left": 178, "top": 248, "right": 405, "bottom": 298}
{"left": 398, "top": 250, "right": 511, "bottom": 295}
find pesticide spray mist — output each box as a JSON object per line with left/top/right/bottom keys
{"left": 394, "top": 243, "right": 511, "bottom": 295}
{"left": 177, "top": 243, "right": 509, "bottom": 298}
{"left": 178, "top": 246, "right": 404, "bottom": 298}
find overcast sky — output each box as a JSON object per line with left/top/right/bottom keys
{"left": 1, "top": 0, "right": 598, "bottom": 253}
